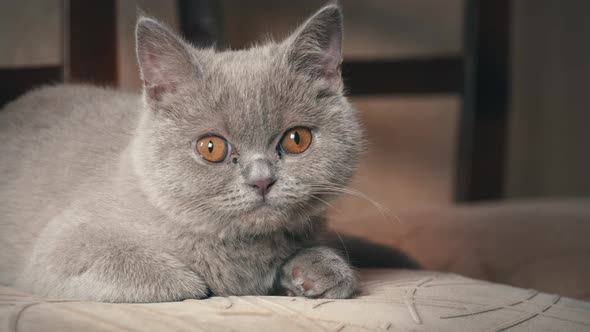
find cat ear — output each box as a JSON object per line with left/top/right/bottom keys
{"left": 136, "top": 17, "right": 201, "bottom": 101}
{"left": 285, "top": 4, "right": 343, "bottom": 83}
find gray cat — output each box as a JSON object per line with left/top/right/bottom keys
{"left": 0, "top": 4, "right": 364, "bottom": 302}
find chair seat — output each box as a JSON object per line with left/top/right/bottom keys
{"left": 2, "top": 269, "right": 589, "bottom": 332}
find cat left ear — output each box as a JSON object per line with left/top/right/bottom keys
{"left": 136, "top": 17, "right": 201, "bottom": 102}
{"left": 285, "top": 4, "right": 343, "bottom": 84}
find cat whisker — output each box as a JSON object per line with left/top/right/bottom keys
{"left": 333, "top": 230, "right": 350, "bottom": 262}
{"left": 310, "top": 185, "right": 403, "bottom": 226}
{"left": 309, "top": 194, "right": 343, "bottom": 215}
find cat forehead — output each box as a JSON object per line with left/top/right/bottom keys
{"left": 203, "top": 46, "right": 296, "bottom": 96}
{"left": 209, "top": 46, "right": 281, "bottom": 77}
{"left": 200, "top": 49, "right": 321, "bottom": 121}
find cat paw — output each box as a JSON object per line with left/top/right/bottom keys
{"left": 279, "top": 247, "right": 357, "bottom": 299}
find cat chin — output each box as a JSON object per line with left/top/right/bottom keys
{"left": 241, "top": 204, "right": 284, "bottom": 223}
{"left": 234, "top": 204, "right": 311, "bottom": 235}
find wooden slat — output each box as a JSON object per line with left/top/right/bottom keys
{"left": 63, "top": 0, "right": 118, "bottom": 85}
{"left": 178, "top": 0, "right": 223, "bottom": 48}
{"left": 341, "top": 57, "right": 463, "bottom": 96}
{"left": 0, "top": 67, "right": 63, "bottom": 109}
{"left": 455, "top": 0, "right": 511, "bottom": 201}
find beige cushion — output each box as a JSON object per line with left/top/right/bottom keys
{"left": 2, "top": 269, "right": 589, "bottom": 332}
{"left": 329, "top": 199, "right": 590, "bottom": 299}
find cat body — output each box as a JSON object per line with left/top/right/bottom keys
{"left": 0, "top": 5, "right": 363, "bottom": 302}
{"left": 0, "top": 86, "right": 307, "bottom": 301}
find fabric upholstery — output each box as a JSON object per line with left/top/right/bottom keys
{"left": 2, "top": 269, "right": 589, "bottom": 332}
{"left": 330, "top": 199, "right": 590, "bottom": 300}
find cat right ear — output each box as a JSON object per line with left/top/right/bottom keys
{"left": 284, "top": 4, "right": 343, "bottom": 85}
{"left": 135, "top": 17, "right": 201, "bottom": 102}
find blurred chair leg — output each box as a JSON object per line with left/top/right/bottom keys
{"left": 455, "top": 0, "right": 512, "bottom": 202}
{"left": 63, "top": 0, "right": 118, "bottom": 85}
{"left": 177, "top": 0, "right": 223, "bottom": 48}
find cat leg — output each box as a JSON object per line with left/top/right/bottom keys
{"left": 279, "top": 246, "right": 357, "bottom": 299}
{"left": 20, "top": 220, "right": 208, "bottom": 303}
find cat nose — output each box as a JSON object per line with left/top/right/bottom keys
{"left": 248, "top": 177, "right": 276, "bottom": 197}
{"left": 242, "top": 157, "right": 277, "bottom": 197}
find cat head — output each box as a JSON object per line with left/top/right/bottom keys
{"left": 133, "top": 4, "right": 364, "bottom": 237}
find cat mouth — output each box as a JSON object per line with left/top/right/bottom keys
{"left": 244, "top": 195, "right": 308, "bottom": 217}
{"left": 252, "top": 200, "right": 273, "bottom": 211}
{"left": 247, "top": 199, "right": 288, "bottom": 215}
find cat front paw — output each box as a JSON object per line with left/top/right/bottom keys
{"left": 279, "top": 247, "right": 357, "bottom": 299}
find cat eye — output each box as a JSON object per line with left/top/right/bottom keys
{"left": 195, "top": 135, "right": 229, "bottom": 163}
{"left": 279, "top": 127, "right": 312, "bottom": 155}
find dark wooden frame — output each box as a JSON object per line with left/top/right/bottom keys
{"left": 0, "top": 67, "right": 62, "bottom": 108}
{"left": 63, "top": 0, "right": 118, "bottom": 85}
{"left": 1, "top": 0, "right": 510, "bottom": 202}
{"left": 455, "top": 0, "right": 511, "bottom": 201}
{"left": 0, "top": 0, "right": 118, "bottom": 109}
{"left": 341, "top": 58, "right": 463, "bottom": 96}
{"left": 339, "top": 0, "right": 511, "bottom": 202}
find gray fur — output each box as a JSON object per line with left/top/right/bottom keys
{"left": 0, "top": 4, "right": 363, "bottom": 302}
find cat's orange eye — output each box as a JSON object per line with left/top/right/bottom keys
{"left": 195, "top": 135, "right": 228, "bottom": 163}
{"left": 279, "top": 127, "right": 312, "bottom": 155}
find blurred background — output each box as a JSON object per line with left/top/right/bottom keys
{"left": 1, "top": 0, "right": 589, "bottom": 214}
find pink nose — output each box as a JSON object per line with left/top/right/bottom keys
{"left": 248, "top": 178, "right": 276, "bottom": 197}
